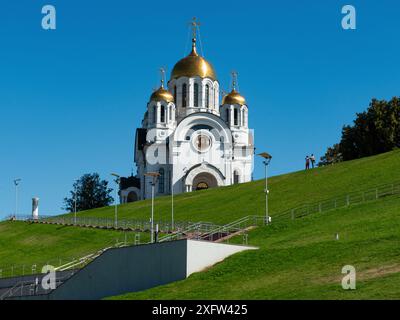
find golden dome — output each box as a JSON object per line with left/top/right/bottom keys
{"left": 170, "top": 39, "right": 217, "bottom": 81}
{"left": 222, "top": 89, "right": 246, "bottom": 105}
{"left": 150, "top": 85, "right": 174, "bottom": 103}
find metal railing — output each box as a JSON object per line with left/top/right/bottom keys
{"left": 158, "top": 221, "right": 221, "bottom": 242}
{"left": 199, "top": 215, "right": 266, "bottom": 241}
{"left": 0, "top": 271, "right": 75, "bottom": 300}
{"left": 7, "top": 215, "right": 199, "bottom": 234}
{"left": 272, "top": 181, "right": 400, "bottom": 222}
{"left": 0, "top": 234, "right": 143, "bottom": 279}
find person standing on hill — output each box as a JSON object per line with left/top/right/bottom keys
{"left": 305, "top": 156, "right": 310, "bottom": 170}
{"left": 310, "top": 154, "right": 316, "bottom": 168}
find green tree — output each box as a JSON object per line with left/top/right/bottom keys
{"left": 320, "top": 97, "right": 400, "bottom": 164}
{"left": 318, "top": 143, "right": 342, "bottom": 166}
{"left": 63, "top": 173, "right": 114, "bottom": 212}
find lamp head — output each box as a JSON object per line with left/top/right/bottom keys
{"left": 258, "top": 152, "right": 272, "bottom": 160}
{"left": 145, "top": 172, "right": 161, "bottom": 185}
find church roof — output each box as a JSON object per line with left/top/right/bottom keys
{"left": 170, "top": 37, "right": 217, "bottom": 81}
{"left": 150, "top": 85, "right": 174, "bottom": 103}
{"left": 222, "top": 89, "right": 246, "bottom": 106}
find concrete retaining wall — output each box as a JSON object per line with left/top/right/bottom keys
{"left": 15, "top": 240, "right": 256, "bottom": 300}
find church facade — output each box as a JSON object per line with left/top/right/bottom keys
{"left": 119, "top": 26, "right": 254, "bottom": 203}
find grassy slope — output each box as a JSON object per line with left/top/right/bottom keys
{"left": 111, "top": 195, "right": 400, "bottom": 300}
{"left": 0, "top": 150, "right": 399, "bottom": 289}
{"left": 73, "top": 150, "right": 400, "bottom": 225}
{"left": 0, "top": 222, "right": 150, "bottom": 271}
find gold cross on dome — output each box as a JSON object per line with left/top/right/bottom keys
{"left": 159, "top": 67, "right": 166, "bottom": 87}
{"left": 231, "top": 71, "right": 238, "bottom": 90}
{"left": 189, "top": 17, "right": 201, "bottom": 39}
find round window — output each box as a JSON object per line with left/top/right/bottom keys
{"left": 194, "top": 134, "right": 211, "bottom": 152}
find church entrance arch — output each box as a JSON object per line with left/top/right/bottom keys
{"left": 184, "top": 163, "right": 225, "bottom": 192}
{"left": 192, "top": 172, "right": 218, "bottom": 191}
{"left": 127, "top": 191, "right": 138, "bottom": 202}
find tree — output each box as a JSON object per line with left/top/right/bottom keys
{"left": 320, "top": 97, "right": 400, "bottom": 165}
{"left": 63, "top": 173, "right": 114, "bottom": 212}
{"left": 318, "top": 143, "right": 342, "bottom": 166}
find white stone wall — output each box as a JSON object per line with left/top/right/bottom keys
{"left": 186, "top": 240, "right": 257, "bottom": 277}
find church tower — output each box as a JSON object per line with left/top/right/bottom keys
{"left": 119, "top": 18, "right": 255, "bottom": 203}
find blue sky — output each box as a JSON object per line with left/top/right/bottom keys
{"left": 0, "top": 0, "right": 399, "bottom": 218}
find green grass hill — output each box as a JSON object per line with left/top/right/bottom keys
{"left": 110, "top": 195, "right": 400, "bottom": 299}
{"left": 0, "top": 150, "right": 399, "bottom": 299}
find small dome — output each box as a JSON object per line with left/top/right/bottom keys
{"left": 150, "top": 86, "right": 174, "bottom": 103}
{"left": 170, "top": 39, "right": 217, "bottom": 81}
{"left": 222, "top": 89, "right": 246, "bottom": 106}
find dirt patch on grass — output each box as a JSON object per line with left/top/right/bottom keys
{"left": 316, "top": 264, "right": 400, "bottom": 284}
{"left": 358, "top": 264, "right": 400, "bottom": 281}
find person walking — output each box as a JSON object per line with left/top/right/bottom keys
{"left": 305, "top": 156, "right": 310, "bottom": 170}
{"left": 310, "top": 154, "right": 316, "bottom": 168}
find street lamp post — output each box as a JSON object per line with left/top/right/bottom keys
{"left": 111, "top": 173, "right": 121, "bottom": 228}
{"left": 258, "top": 153, "right": 272, "bottom": 225}
{"left": 13, "top": 179, "right": 21, "bottom": 218}
{"left": 74, "top": 183, "right": 77, "bottom": 225}
{"left": 171, "top": 170, "right": 174, "bottom": 232}
{"left": 145, "top": 172, "right": 160, "bottom": 243}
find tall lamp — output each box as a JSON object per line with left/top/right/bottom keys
{"left": 258, "top": 152, "right": 272, "bottom": 225}
{"left": 144, "top": 172, "right": 160, "bottom": 243}
{"left": 13, "top": 179, "right": 21, "bottom": 218}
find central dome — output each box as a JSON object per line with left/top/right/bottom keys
{"left": 170, "top": 40, "right": 217, "bottom": 81}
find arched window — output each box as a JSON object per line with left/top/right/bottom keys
{"left": 194, "top": 83, "right": 199, "bottom": 107}
{"left": 234, "top": 171, "right": 240, "bottom": 184}
{"left": 205, "top": 84, "right": 210, "bottom": 108}
{"left": 153, "top": 105, "right": 157, "bottom": 123}
{"left": 160, "top": 105, "right": 165, "bottom": 123}
{"left": 169, "top": 105, "right": 172, "bottom": 121}
{"left": 182, "top": 84, "right": 187, "bottom": 107}
{"left": 226, "top": 108, "right": 230, "bottom": 123}
{"left": 158, "top": 168, "right": 165, "bottom": 193}
{"left": 234, "top": 108, "right": 238, "bottom": 125}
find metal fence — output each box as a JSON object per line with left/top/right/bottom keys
{"left": 159, "top": 216, "right": 266, "bottom": 243}
{"left": 0, "top": 234, "right": 143, "bottom": 279}
{"left": 272, "top": 181, "right": 400, "bottom": 222}
{"left": 6, "top": 215, "right": 202, "bottom": 234}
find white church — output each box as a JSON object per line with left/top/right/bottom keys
{"left": 119, "top": 21, "right": 254, "bottom": 203}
